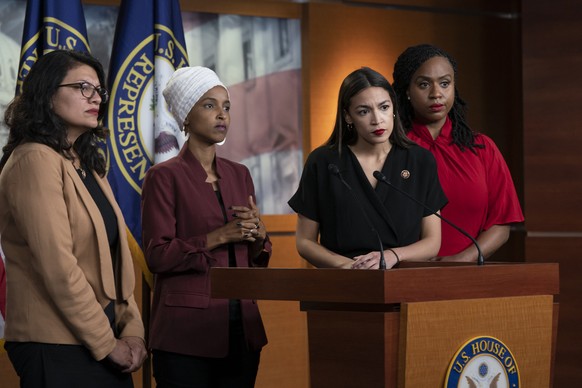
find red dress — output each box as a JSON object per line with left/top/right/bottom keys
{"left": 408, "top": 118, "right": 524, "bottom": 257}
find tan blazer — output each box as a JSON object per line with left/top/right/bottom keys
{"left": 0, "top": 143, "right": 144, "bottom": 361}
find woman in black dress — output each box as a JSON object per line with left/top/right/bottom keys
{"left": 289, "top": 67, "right": 447, "bottom": 269}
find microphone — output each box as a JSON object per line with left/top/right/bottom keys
{"left": 372, "top": 170, "right": 485, "bottom": 266}
{"left": 328, "top": 164, "right": 387, "bottom": 270}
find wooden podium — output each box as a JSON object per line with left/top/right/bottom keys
{"left": 211, "top": 262, "right": 558, "bottom": 387}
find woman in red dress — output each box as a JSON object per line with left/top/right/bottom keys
{"left": 392, "top": 44, "right": 524, "bottom": 262}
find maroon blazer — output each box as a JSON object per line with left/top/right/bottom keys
{"left": 141, "top": 146, "right": 271, "bottom": 357}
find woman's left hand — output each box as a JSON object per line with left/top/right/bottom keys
{"left": 121, "top": 336, "right": 148, "bottom": 373}
{"left": 231, "top": 195, "right": 266, "bottom": 243}
{"left": 351, "top": 251, "right": 382, "bottom": 269}
{"left": 352, "top": 250, "right": 399, "bottom": 269}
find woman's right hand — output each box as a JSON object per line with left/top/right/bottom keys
{"left": 106, "top": 339, "right": 133, "bottom": 371}
{"left": 206, "top": 218, "right": 259, "bottom": 250}
{"left": 206, "top": 197, "right": 263, "bottom": 250}
{"left": 122, "top": 336, "right": 148, "bottom": 373}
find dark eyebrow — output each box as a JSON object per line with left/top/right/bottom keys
{"left": 75, "top": 80, "right": 103, "bottom": 88}
{"left": 415, "top": 74, "right": 452, "bottom": 81}
{"left": 355, "top": 100, "right": 390, "bottom": 109}
{"left": 200, "top": 97, "right": 230, "bottom": 104}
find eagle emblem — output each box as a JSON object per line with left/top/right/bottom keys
{"left": 465, "top": 372, "right": 501, "bottom": 388}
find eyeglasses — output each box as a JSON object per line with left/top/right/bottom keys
{"left": 57, "top": 82, "right": 109, "bottom": 103}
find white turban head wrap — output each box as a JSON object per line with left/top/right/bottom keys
{"left": 162, "top": 66, "right": 229, "bottom": 129}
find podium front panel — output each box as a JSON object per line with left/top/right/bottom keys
{"left": 306, "top": 309, "right": 399, "bottom": 387}
{"left": 398, "top": 295, "right": 554, "bottom": 387}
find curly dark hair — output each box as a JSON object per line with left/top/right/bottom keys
{"left": 392, "top": 43, "right": 483, "bottom": 152}
{"left": 325, "top": 66, "right": 413, "bottom": 151}
{"left": 1, "top": 50, "right": 108, "bottom": 175}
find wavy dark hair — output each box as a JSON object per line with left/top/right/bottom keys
{"left": 392, "top": 44, "right": 483, "bottom": 152}
{"left": 325, "top": 66, "right": 414, "bottom": 150}
{"left": 0, "top": 50, "right": 108, "bottom": 175}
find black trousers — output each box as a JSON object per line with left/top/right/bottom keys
{"left": 152, "top": 319, "right": 261, "bottom": 388}
{"left": 4, "top": 341, "right": 133, "bottom": 388}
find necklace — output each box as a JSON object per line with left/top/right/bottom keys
{"left": 77, "top": 167, "right": 87, "bottom": 179}
{"left": 73, "top": 160, "right": 86, "bottom": 179}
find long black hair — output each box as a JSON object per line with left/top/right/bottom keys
{"left": 1, "top": 50, "right": 108, "bottom": 175}
{"left": 325, "top": 66, "right": 414, "bottom": 150}
{"left": 392, "top": 44, "right": 483, "bottom": 152}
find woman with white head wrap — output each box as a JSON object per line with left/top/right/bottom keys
{"left": 141, "top": 67, "right": 271, "bottom": 388}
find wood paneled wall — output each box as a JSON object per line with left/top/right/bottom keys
{"left": 522, "top": 0, "right": 582, "bottom": 385}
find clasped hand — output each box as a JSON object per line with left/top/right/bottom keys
{"left": 351, "top": 251, "right": 381, "bottom": 269}
{"left": 107, "top": 336, "right": 147, "bottom": 373}
{"left": 351, "top": 250, "right": 398, "bottom": 269}
{"left": 212, "top": 195, "right": 266, "bottom": 245}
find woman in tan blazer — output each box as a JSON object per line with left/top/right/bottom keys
{"left": 0, "top": 50, "right": 146, "bottom": 387}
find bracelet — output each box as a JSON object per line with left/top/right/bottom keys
{"left": 388, "top": 248, "right": 400, "bottom": 265}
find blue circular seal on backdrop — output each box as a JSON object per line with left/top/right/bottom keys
{"left": 107, "top": 26, "right": 187, "bottom": 193}
{"left": 17, "top": 17, "right": 90, "bottom": 94}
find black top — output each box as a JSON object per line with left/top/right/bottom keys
{"left": 78, "top": 167, "right": 119, "bottom": 247}
{"left": 214, "top": 189, "right": 237, "bottom": 268}
{"left": 215, "top": 189, "right": 242, "bottom": 322}
{"left": 78, "top": 167, "right": 120, "bottom": 327}
{"left": 288, "top": 144, "right": 447, "bottom": 258}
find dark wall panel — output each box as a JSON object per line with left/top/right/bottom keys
{"left": 523, "top": 0, "right": 582, "bottom": 231}
{"left": 526, "top": 237, "right": 582, "bottom": 385}
{"left": 522, "top": 0, "right": 582, "bottom": 385}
